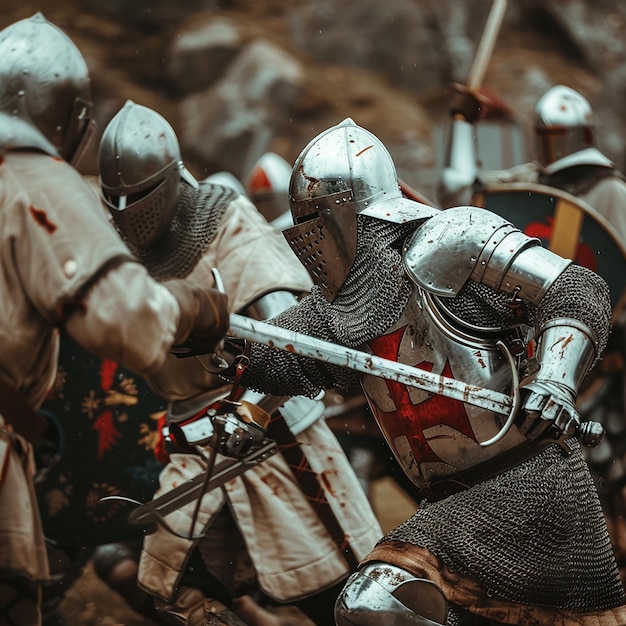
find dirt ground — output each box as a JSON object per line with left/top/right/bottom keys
{"left": 57, "top": 476, "right": 418, "bottom": 625}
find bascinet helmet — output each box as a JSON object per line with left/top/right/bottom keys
{"left": 284, "top": 118, "right": 435, "bottom": 301}
{"left": 534, "top": 85, "right": 595, "bottom": 167}
{"left": 0, "top": 12, "right": 94, "bottom": 165}
{"left": 98, "top": 100, "right": 198, "bottom": 249}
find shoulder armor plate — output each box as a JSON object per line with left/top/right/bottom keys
{"left": 402, "top": 207, "right": 519, "bottom": 296}
{"left": 402, "top": 206, "right": 571, "bottom": 301}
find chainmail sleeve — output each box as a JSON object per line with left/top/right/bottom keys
{"left": 536, "top": 264, "right": 611, "bottom": 361}
{"left": 238, "top": 216, "right": 415, "bottom": 399}
{"left": 240, "top": 291, "right": 360, "bottom": 398}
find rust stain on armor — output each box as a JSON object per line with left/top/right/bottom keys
{"left": 550, "top": 333, "right": 573, "bottom": 357}
{"left": 0, "top": 155, "right": 4, "bottom": 166}
{"left": 368, "top": 565, "right": 406, "bottom": 585}
{"left": 299, "top": 165, "right": 320, "bottom": 192}
{"left": 286, "top": 343, "right": 295, "bottom": 352}
{"left": 29, "top": 205, "right": 57, "bottom": 233}
{"left": 355, "top": 145, "right": 374, "bottom": 157}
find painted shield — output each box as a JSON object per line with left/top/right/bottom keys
{"left": 472, "top": 181, "right": 626, "bottom": 317}
{"left": 35, "top": 332, "right": 166, "bottom": 548}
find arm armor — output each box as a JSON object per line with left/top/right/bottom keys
{"left": 403, "top": 206, "right": 571, "bottom": 304}
{"left": 533, "top": 318, "right": 598, "bottom": 393}
{"left": 202, "top": 290, "right": 349, "bottom": 399}
{"left": 536, "top": 263, "right": 611, "bottom": 359}
{"left": 518, "top": 264, "right": 612, "bottom": 443}
{"left": 518, "top": 314, "right": 600, "bottom": 444}
{"left": 243, "top": 290, "right": 326, "bottom": 434}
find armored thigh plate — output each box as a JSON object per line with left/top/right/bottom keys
{"left": 335, "top": 562, "right": 447, "bottom": 626}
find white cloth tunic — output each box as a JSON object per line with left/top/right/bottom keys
{"left": 137, "top": 194, "right": 383, "bottom": 603}
{"left": 0, "top": 151, "right": 181, "bottom": 581}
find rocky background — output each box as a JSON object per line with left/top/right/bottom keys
{"left": 2, "top": 1, "right": 626, "bottom": 623}
{"left": 2, "top": 0, "right": 626, "bottom": 204}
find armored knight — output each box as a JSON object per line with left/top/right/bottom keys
{"left": 0, "top": 15, "right": 228, "bottom": 625}
{"left": 209, "top": 118, "right": 626, "bottom": 624}
{"left": 438, "top": 84, "right": 626, "bottom": 246}
{"left": 534, "top": 85, "right": 626, "bottom": 244}
{"left": 98, "top": 102, "right": 383, "bottom": 626}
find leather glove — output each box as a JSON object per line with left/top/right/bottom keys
{"left": 517, "top": 380, "right": 580, "bottom": 443}
{"left": 449, "top": 83, "right": 491, "bottom": 123}
{"left": 164, "top": 278, "right": 229, "bottom": 356}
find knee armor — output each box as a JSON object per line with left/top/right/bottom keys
{"left": 334, "top": 562, "right": 448, "bottom": 626}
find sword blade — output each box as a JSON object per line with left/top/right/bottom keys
{"left": 127, "top": 439, "right": 278, "bottom": 526}
{"left": 228, "top": 313, "right": 513, "bottom": 416}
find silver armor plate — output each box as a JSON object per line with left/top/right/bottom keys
{"left": 403, "top": 205, "right": 570, "bottom": 302}
{"left": 360, "top": 288, "right": 527, "bottom": 489}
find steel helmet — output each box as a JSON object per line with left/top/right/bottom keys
{"left": 284, "top": 118, "right": 435, "bottom": 301}
{"left": 0, "top": 12, "right": 94, "bottom": 165}
{"left": 534, "top": 85, "right": 595, "bottom": 167}
{"left": 98, "top": 100, "right": 197, "bottom": 249}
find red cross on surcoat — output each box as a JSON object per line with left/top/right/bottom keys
{"left": 367, "top": 326, "right": 478, "bottom": 465}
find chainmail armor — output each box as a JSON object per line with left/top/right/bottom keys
{"left": 381, "top": 441, "right": 625, "bottom": 610}
{"left": 126, "top": 180, "right": 235, "bottom": 280}
{"left": 242, "top": 216, "right": 415, "bottom": 397}
{"left": 439, "top": 280, "right": 535, "bottom": 330}
{"left": 441, "top": 264, "right": 610, "bottom": 363}
{"left": 240, "top": 215, "right": 621, "bottom": 612}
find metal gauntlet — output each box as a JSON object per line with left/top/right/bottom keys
{"left": 518, "top": 318, "right": 603, "bottom": 448}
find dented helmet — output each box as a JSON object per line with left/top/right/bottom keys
{"left": 0, "top": 13, "right": 94, "bottom": 165}
{"left": 284, "top": 118, "right": 435, "bottom": 301}
{"left": 98, "top": 100, "right": 197, "bottom": 249}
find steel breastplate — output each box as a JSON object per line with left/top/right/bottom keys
{"left": 360, "top": 287, "right": 528, "bottom": 491}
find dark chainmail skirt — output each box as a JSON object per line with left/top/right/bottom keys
{"left": 382, "top": 441, "right": 626, "bottom": 611}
